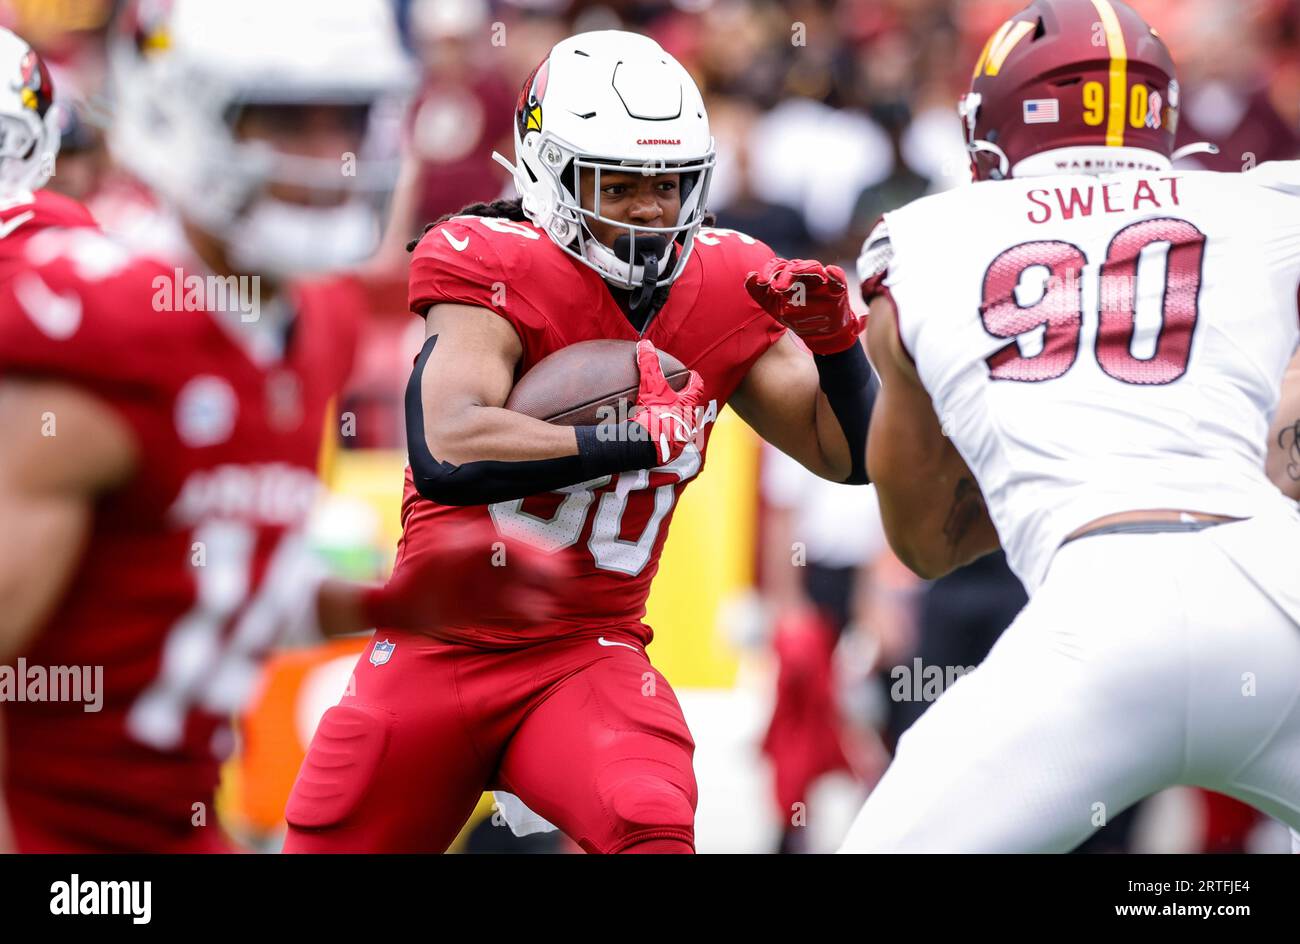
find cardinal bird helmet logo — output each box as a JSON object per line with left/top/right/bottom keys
{"left": 515, "top": 57, "right": 549, "bottom": 139}
{"left": 13, "top": 50, "right": 53, "bottom": 117}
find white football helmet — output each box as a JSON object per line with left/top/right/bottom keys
{"left": 108, "top": 0, "right": 415, "bottom": 278}
{"left": 0, "top": 28, "right": 61, "bottom": 198}
{"left": 494, "top": 31, "right": 715, "bottom": 298}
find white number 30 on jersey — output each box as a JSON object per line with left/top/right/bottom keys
{"left": 489, "top": 443, "right": 703, "bottom": 577}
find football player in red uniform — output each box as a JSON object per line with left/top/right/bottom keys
{"left": 283, "top": 31, "right": 877, "bottom": 854}
{"left": 0, "top": 0, "right": 550, "bottom": 853}
{"left": 0, "top": 29, "right": 97, "bottom": 273}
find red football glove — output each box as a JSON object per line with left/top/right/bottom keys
{"left": 362, "top": 518, "right": 567, "bottom": 633}
{"left": 629, "top": 338, "right": 706, "bottom": 465}
{"left": 745, "top": 258, "right": 867, "bottom": 355}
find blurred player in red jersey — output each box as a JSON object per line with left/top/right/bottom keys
{"left": 0, "top": 28, "right": 97, "bottom": 274}
{"left": 283, "top": 30, "right": 877, "bottom": 854}
{"left": 0, "top": 0, "right": 564, "bottom": 854}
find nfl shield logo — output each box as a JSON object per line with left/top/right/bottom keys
{"left": 370, "top": 639, "right": 396, "bottom": 667}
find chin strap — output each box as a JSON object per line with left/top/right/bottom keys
{"left": 613, "top": 234, "right": 668, "bottom": 322}
{"left": 969, "top": 140, "right": 1010, "bottom": 180}
{"left": 490, "top": 150, "right": 516, "bottom": 175}
{"left": 1171, "top": 141, "right": 1220, "bottom": 162}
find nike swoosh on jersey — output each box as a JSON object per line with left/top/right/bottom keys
{"left": 442, "top": 230, "right": 470, "bottom": 252}
{"left": 597, "top": 637, "right": 641, "bottom": 652}
{"left": 0, "top": 210, "right": 35, "bottom": 240}
{"left": 15, "top": 272, "right": 82, "bottom": 340}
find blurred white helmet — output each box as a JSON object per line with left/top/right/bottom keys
{"left": 494, "top": 31, "right": 715, "bottom": 299}
{"left": 412, "top": 0, "right": 490, "bottom": 41}
{"left": 0, "top": 28, "right": 61, "bottom": 198}
{"left": 109, "top": 0, "right": 415, "bottom": 278}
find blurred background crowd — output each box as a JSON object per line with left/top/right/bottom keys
{"left": 8, "top": 0, "right": 1300, "bottom": 852}
{"left": 18, "top": 0, "right": 1300, "bottom": 442}
{"left": 21, "top": 0, "right": 1300, "bottom": 243}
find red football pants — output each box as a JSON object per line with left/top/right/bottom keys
{"left": 282, "top": 628, "right": 697, "bottom": 853}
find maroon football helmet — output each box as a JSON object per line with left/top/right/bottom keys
{"left": 959, "top": 0, "right": 1182, "bottom": 181}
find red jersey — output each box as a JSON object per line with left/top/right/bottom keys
{"left": 0, "top": 189, "right": 97, "bottom": 275}
{"left": 401, "top": 216, "right": 783, "bottom": 648}
{"left": 0, "top": 226, "right": 361, "bottom": 851}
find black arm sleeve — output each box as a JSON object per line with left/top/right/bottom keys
{"left": 814, "top": 342, "right": 877, "bottom": 485}
{"left": 405, "top": 335, "right": 658, "bottom": 506}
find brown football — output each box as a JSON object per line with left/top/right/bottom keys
{"left": 505, "top": 339, "right": 691, "bottom": 426}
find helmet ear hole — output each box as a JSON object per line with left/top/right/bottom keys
{"left": 1032, "top": 17, "right": 1046, "bottom": 40}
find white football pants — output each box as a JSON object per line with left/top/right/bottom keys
{"left": 840, "top": 511, "right": 1300, "bottom": 852}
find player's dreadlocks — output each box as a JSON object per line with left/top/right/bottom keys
{"left": 405, "top": 198, "right": 715, "bottom": 331}
{"left": 406, "top": 199, "right": 529, "bottom": 252}
{"left": 407, "top": 199, "right": 716, "bottom": 253}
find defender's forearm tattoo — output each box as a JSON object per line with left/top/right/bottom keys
{"left": 1278, "top": 420, "right": 1300, "bottom": 482}
{"left": 942, "top": 476, "right": 986, "bottom": 555}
